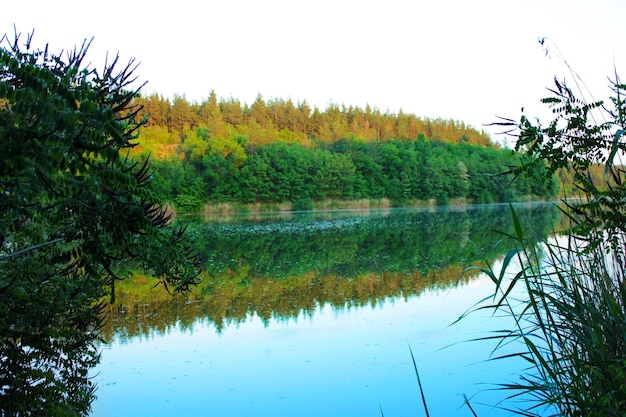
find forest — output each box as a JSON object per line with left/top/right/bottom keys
{"left": 129, "top": 92, "right": 557, "bottom": 211}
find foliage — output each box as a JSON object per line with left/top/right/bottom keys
{"left": 123, "top": 81, "right": 562, "bottom": 212}
{"left": 133, "top": 92, "right": 494, "bottom": 149}
{"left": 0, "top": 33, "right": 201, "bottom": 415}
{"left": 148, "top": 138, "right": 557, "bottom": 211}
{"left": 471, "top": 72, "right": 626, "bottom": 416}
{"left": 472, "top": 209, "right": 626, "bottom": 417}
{"left": 126, "top": 89, "right": 562, "bottom": 210}
{"left": 498, "top": 75, "right": 626, "bottom": 249}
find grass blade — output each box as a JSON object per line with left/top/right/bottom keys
{"left": 408, "top": 345, "right": 430, "bottom": 417}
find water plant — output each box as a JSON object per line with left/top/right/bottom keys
{"left": 466, "top": 61, "right": 626, "bottom": 416}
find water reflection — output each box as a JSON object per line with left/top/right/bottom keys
{"left": 102, "top": 203, "right": 559, "bottom": 342}
{"left": 93, "top": 203, "right": 560, "bottom": 417}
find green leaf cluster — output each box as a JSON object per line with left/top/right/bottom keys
{"left": 506, "top": 76, "right": 626, "bottom": 247}
{"left": 0, "top": 33, "right": 201, "bottom": 415}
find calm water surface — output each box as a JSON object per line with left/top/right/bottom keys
{"left": 91, "top": 204, "right": 559, "bottom": 417}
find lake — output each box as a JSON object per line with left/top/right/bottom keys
{"left": 91, "top": 203, "right": 559, "bottom": 417}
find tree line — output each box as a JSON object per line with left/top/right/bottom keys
{"left": 130, "top": 94, "right": 557, "bottom": 211}
{"left": 134, "top": 91, "right": 494, "bottom": 147}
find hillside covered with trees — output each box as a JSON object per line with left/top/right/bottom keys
{"left": 129, "top": 93, "right": 557, "bottom": 211}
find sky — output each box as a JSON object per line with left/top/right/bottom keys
{"left": 2, "top": 0, "right": 626, "bottom": 140}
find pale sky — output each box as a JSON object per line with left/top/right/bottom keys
{"left": 2, "top": 0, "right": 625, "bottom": 140}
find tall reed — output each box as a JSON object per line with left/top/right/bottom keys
{"left": 465, "top": 56, "right": 626, "bottom": 415}
{"left": 471, "top": 206, "right": 626, "bottom": 416}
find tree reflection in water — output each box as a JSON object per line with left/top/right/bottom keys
{"left": 100, "top": 203, "right": 560, "bottom": 342}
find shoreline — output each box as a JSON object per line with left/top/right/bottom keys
{"left": 172, "top": 196, "right": 554, "bottom": 223}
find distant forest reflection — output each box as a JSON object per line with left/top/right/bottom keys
{"left": 101, "top": 203, "right": 560, "bottom": 342}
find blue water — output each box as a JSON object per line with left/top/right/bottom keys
{"left": 91, "top": 268, "right": 530, "bottom": 417}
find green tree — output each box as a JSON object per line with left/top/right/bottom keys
{"left": 0, "top": 33, "right": 201, "bottom": 415}
{"left": 179, "top": 127, "right": 208, "bottom": 161}
{"left": 168, "top": 94, "right": 195, "bottom": 132}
